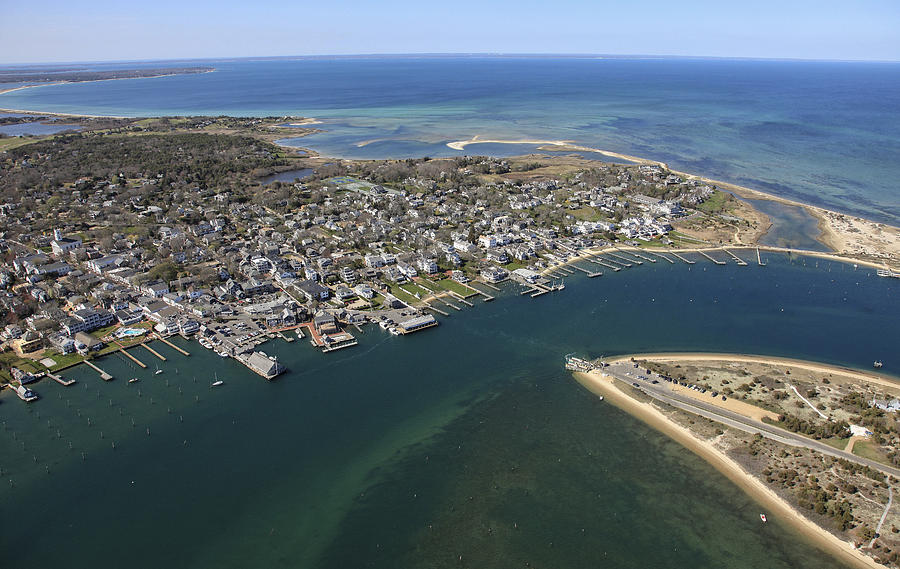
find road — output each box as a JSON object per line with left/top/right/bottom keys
{"left": 601, "top": 362, "right": 900, "bottom": 479}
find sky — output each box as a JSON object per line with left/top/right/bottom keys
{"left": 2, "top": 0, "right": 899, "bottom": 64}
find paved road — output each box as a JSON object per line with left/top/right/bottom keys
{"left": 602, "top": 362, "right": 900, "bottom": 479}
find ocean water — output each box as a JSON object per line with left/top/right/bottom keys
{"left": 0, "top": 57, "right": 897, "bottom": 224}
{"left": 2, "top": 253, "right": 898, "bottom": 569}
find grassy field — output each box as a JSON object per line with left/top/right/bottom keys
{"left": 387, "top": 285, "right": 419, "bottom": 306}
{"left": 0, "top": 136, "right": 41, "bottom": 151}
{"left": 437, "top": 278, "right": 477, "bottom": 297}
{"left": 852, "top": 440, "right": 892, "bottom": 464}
{"left": 820, "top": 437, "right": 851, "bottom": 451}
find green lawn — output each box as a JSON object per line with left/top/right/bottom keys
{"left": 852, "top": 440, "right": 891, "bottom": 464}
{"left": 437, "top": 278, "right": 477, "bottom": 297}
{"left": 387, "top": 285, "right": 419, "bottom": 306}
{"left": 820, "top": 437, "right": 850, "bottom": 451}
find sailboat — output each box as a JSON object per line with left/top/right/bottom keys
{"left": 154, "top": 364, "right": 163, "bottom": 375}
{"left": 211, "top": 373, "right": 224, "bottom": 387}
{"left": 128, "top": 377, "right": 140, "bottom": 384}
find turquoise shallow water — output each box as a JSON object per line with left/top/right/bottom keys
{"left": 1, "top": 57, "right": 898, "bottom": 224}
{"left": 1, "top": 253, "right": 897, "bottom": 568}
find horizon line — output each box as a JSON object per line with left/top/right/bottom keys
{"left": 2, "top": 52, "right": 900, "bottom": 68}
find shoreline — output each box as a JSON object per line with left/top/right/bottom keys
{"left": 539, "top": 243, "right": 897, "bottom": 278}
{"left": 605, "top": 351, "right": 900, "bottom": 387}
{"left": 573, "top": 369, "right": 883, "bottom": 569}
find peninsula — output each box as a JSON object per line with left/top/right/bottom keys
{"left": 571, "top": 353, "right": 900, "bottom": 569}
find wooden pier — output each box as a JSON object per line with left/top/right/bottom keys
{"left": 475, "top": 279, "right": 501, "bottom": 291}
{"left": 466, "top": 282, "right": 495, "bottom": 301}
{"left": 571, "top": 264, "right": 602, "bottom": 278}
{"left": 625, "top": 250, "right": 657, "bottom": 263}
{"left": 156, "top": 335, "right": 190, "bottom": 356}
{"left": 697, "top": 250, "right": 727, "bottom": 265}
{"left": 47, "top": 373, "right": 75, "bottom": 386}
{"left": 723, "top": 248, "right": 748, "bottom": 266}
{"left": 118, "top": 346, "right": 147, "bottom": 368}
{"left": 588, "top": 256, "right": 622, "bottom": 272}
{"left": 84, "top": 360, "right": 113, "bottom": 381}
{"left": 141, "top": 343, "right": 167, "bottom": 361}
{"left": 449, "top": 292, "right": 474, "bottom": 307}
{"left": 433, "top": 297, "right": 461, "bottom": 311}
{"left": 756, "top": 247, "right": 766, "bottom": 266}
{"left": 650, "top": 251, "right": 675, "bottom": 264}
{"left": 424, "top": 303, "right": 450, "bottom": 316}
{"left": 607, "top": 252, "right": 640, "bottom": 266}
{"left": 671, "top": 252, "right": 696, "bottom": 264}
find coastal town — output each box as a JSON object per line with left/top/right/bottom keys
{"left": 0, "top": 113, "right": 813, "bottom": 393}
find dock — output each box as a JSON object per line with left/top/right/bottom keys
{"left": 118, "top": 345, "right": 147, "bottom": 368}
{"left": 649, "top": 251, "right": 675, "bottom": 264}
{"left": 671, "top": 252, "right": 696, "bottom": 264}
{"left": 47, "top": 373, "right": 75, "bottom": 386}
{"left": 449, "top": 292, "right": 474, "bottom": 307}
{"left": 571, "top": 264, "right": 602, "bottom": 278}
{"left": 756, "top": 247, "right": 766, "bottom": 266}
{"left": 141, "top": 343, "right": 167, "bottom": 361}
{"left": 607, "top": 252, "right": 640, "bottom": 266}
{"left": 424, "top": 303, "right": 450, "bottom": 316}
{"left": 434, "top": 297, "right": 461, "bottom": 311}
{"left": 475, "top": 279, "right": 501, "bottom": 291}
{"left": 156, "top": 335, "right": 190, "bottom": 356}
{"left": 723, "top": 248, "right": 748, "bottom": 266}
{"left": 697, "top": 250, "right": 727, "bottom": 265}
{"left": 466, "top": 283, "right": 495, "bottom": 301}
{"left": 624, "top": 250, "right": 657, "bottom": 263}
{"left": 84, "top": 360, "right": 113, "bottom": 381}
{"left": 589, "top": 256, "right": 622, "bottom": 272}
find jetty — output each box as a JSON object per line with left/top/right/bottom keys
{"left": 697, "top": 250, "right": 727, "bottom": 265}
{"left": 723, "top": 248, "right": 748, "bottom": 266}
{"left": 84, "top": 360, "right": 113, "bottom": 381}
{"left": 47, "top": 373, "right": 75, "bottom": 386}
{"left": 756, "top": 247, "right": 766, "bottom": 266}
{"left": 141, "top": 343, "right": 167, "bottom": 361}
{"left": 156, "top": 335, "right": 190, "bottom": 356}
{"left": 671, "top": 252, "right": 696, "bottom": 264}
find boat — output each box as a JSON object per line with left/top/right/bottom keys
{"left": 128, "top": 377, "right": 140, "bottom": 384}
{"left": 874, "top": 361, "right": 884, "bottom": 369}
{"left": 760, "top": 514, "right": 767, "bottom": 523}
{"left": 154, "top": 367, "right": 163, "bottom": 375}
{"left": 211, "top": 373, "right": 224, "bottom": 387}
{"left": 598, "top": 395, "right": 604, "bottom": 401}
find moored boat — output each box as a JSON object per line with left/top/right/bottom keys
{"left": 760, "top": 514, "right": 767, "bottom": 523}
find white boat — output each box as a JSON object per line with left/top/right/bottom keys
{"left": 211, "top": 373, "right": 224, "bottom": 387}
{"left": 598, "top": 395, "right": 604, "bottom": 401}
{"left": 760, "top": 514, "right": 767, "bottom": 523}
{"left": 128, "top": 377, "right": 140, "bottom": 384}
{"left": 874, "top": 361, "right": 884, "bottom": 369}
{"left": 154, "top": 367, "right": 163, "bottom": 375}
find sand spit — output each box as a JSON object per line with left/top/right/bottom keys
{"left": 573, "top": 369, "right": 882, "bottom": 569}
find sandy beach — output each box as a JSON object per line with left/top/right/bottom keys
{"left": 573, "top": 369, "right": 883, "bottom": 569}
{"left": 609, "top": 352, "right": 899, "bottom": 390}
